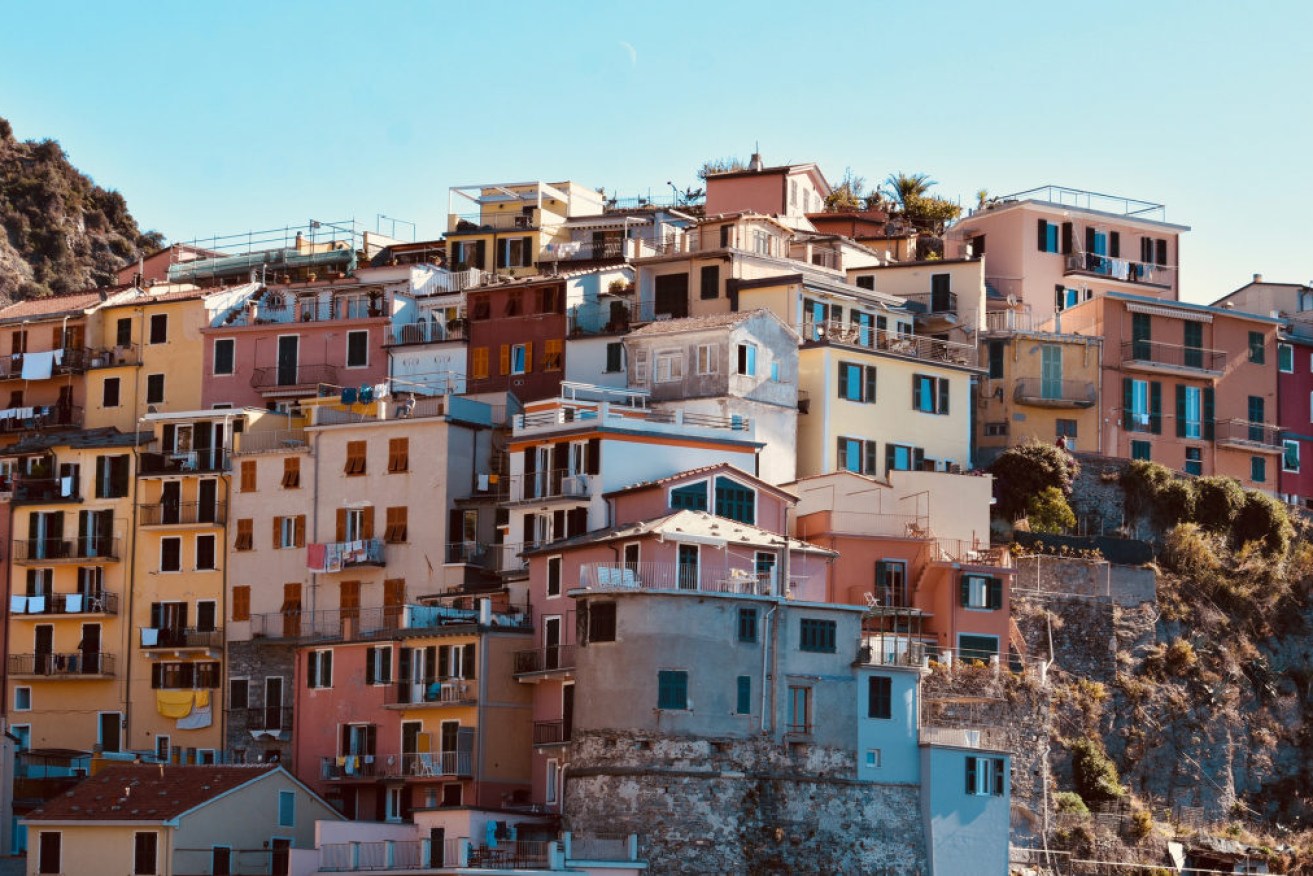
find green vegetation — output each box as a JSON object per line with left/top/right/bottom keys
{"left": 1026, "top": 486, "right": 1076, "bottom": 534}
{"left": 988, "top": 439, "right": 1080, "bottom": 518}
{"left": 1069, "top": 737, "right": 1125, "bottom": 806}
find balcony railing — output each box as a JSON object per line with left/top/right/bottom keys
{"left": 11, "top": 537, "right": 121, "bottom": 562}
{"left": 389, "top": 318, "right": 469, "bottom": 346}
{"left": 138, "top": 501, "right": 227, "bottom": 526}
{"left": 799, "top": 319, "right": 976, "bottom": 365}
{"left": 320, "top": 750, "right": 471, "bottom": 780}
{"left": 533, "top": 720, "right": 570, "bottom": 746}
{"left": 250, "top": 363, "right": 339, "bottom": 390}
{"left": 0, "top": 404, "right": 82, "bottom": 433}
{"left": 11, "top": 478, "right": 79, "bottom": 502}
{"left": 1121, "top": 339, "right": 1225, "bottom": 373}
{"left": 445, "top": 541, "right": 494, "bottom": 566}
{"left": 542, "top": 238, "right": 626, "bottom": 262}
{"left": 233, "top": 429, "right": 308, "bottom": 454}
{"left": 0, "top": 348, "right": 93, "bottom": 380}
{"left": 931, "top": 539, "right": 1013, "bottom": 568}
{"left": 567, "top": 300, "right": 635, "bottom": 336}
{"left": 1012, "top": 378, "right": 1097, "bottom": 408}
{"left": 9, "top": 652, "right": 114, "bottom": 677}
{"left": 137, "top": 449, "right": 230, "bottom": 475}
{"left": 576, "top": 562, "right": 807, "bottom": 596}
{"left": 514, "top": 644, "right": 577, "bottom": 675}
{"left": 920, "top": 724, "right": 1012, "bottom": 751}
{"left": 507, "top": 469, "right": 593, "bottom": 503}
{"left": 983, "top": 308, "right": 1036, "bottom": 333}
{"left": 320, "top": 839, "right": 461, "bottom": 872}
{"left": 1065, "top": 253, "right": 1176, "bottom": 288}
{"left": 307, "top": 538, "right": 385, "bottom": 572}
{"left": 384, "top": 677, "right": 475, "bottom": 707}
{"left": 250, "top": 601, "right": 531, "bottom": 642}
{"left": 10, "top": 591, "right": 118, "bottom": 616}
{"left": 228, "top": 706, "right": 293, "bottom": 733}
{"left": 86, "top": 344, "right": 141, "bottom": 369}
{"left": 140, "top": 627, "right": 223, "bottom": 650}
{"left": 449, "top": 210, "right": 543, "bottom": 232}
{"left": 1214, "top": 418, "right": 1282, "bottom": 449}
{"left": 902, "top": 290, "right": 959, "bottom": 316}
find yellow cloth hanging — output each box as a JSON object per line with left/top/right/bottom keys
{"left": 194, "top": 690, "right": 210, "bottom": 709}
{"left": 156, "top": 690, "right": 195, "bottom": 719}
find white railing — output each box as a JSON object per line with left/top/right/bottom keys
{"left": 234, "top": 429, "right": 307, "bottom": 454}
{"left": 797, "top": 511, "right": 930, "bottom": 540}
{"left": 577, "top": 562, "right": 808, "bottom": 597}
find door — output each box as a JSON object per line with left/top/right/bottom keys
{"left": 271, "top": 838, "right": 291, "bottom": 876}
{"left": 439, "top": 721, "right": 459, "bottom": 774}
{"left": 677, "top": 544, "right": 699, "bottom": 590}
{"left": 277, "top": 336, "right": 299, "bottom": 386}
{"left": 1040, "top": 345, "right": 1063, "bottom": 400}
{"left": 562, "top": 684, "right": 575, "bottom": 742}
{"left": 623, "top": 543, "right": 640, "bottom": 574}
{"left": 544, "top": 617, "right": 561, "bottom": 671}
{"left": 264, "top": 677, "right": 283, "bottom": 730}
{"left": 156, "top": 602, "right": 187, "bottom": 646}
{"left": 81, "top": 623, "right": 100, "bottom": 674}
{"left": 197, "top": 479, "right": 217, "bottom": 524}
{"left": 161, "top": 481, "right": 181, "bottom": 524}
{"left": 653, "top": 274, "right": 690, "bottom": 320}
{"left": 99, "top": 712, "right": 121, "bottom": 753}
{"left": 429, "top": 829, "right": 446, "bottom": 868}
{"left": 34, "top": 625, "right": 53, "bottom": 675}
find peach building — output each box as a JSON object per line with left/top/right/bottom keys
{"left": 703, "top": 155, "right": 832, "bottom": 227}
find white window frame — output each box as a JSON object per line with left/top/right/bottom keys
{"left": 546, "top": 758, "right": 560, "bottom": 804}
{"left": 968, "top": 756, "right": 1005, "bottom": 797}
{"left": 345, "top": 329, "right": 370, "bottom": 369}
{"left": 654, "top": 350, "right": 683, "bottom": 383}
{"left": 737, "top": 342, "right": 757, "bottom": 377}
{"left": 1283, "top": 439, "right": 1301, "bottom": 473}
{"left": 695, "top": 344, "right": 716, "bottom": 375}
{"left": 964, "top": 575, "right": 991, "bottom": 609}
{"left": 14, "top": 686, "right": 31, "bottom": 711}
{"left": 212, "top": 338, "right": 236, "bottom": 376}
{"left": 278, "top": 516, "right": 296, "bottom": 550}
{"left": 511, "top": 343, "right": 528, "bottom": 375}
{"left": 385, "top": 786, "right": 403, "bottom": 822}
{"left": 1132, "top": 379, "right": 1150, "bottom": 426}
{"left": 369, "top": 645, "right": 393, "bottom": 685}
{"left": 195, "top": 533, "right": 217, "bottom": 570}
{"left": 1279, "top": 342, "right": 1294, "bottom": 373}
{"left": 865, "top": 749, "right": 881, "bottom": 769}
{"left": 309, "top": 650, "right": 333, "bottom": 689}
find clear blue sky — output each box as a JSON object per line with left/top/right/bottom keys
{"left": 2, "top": 0, "right": 1309, "bottom": 302}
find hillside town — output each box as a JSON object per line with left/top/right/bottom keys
{"left": 1, "top": 158, "right": 1311, "bottom": 875}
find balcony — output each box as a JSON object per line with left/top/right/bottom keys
{"left": 9, "top": 652, "right": 115, "bottom": 678}
{"left": 307, "top": 538, "right": 385, "bottom": 572}
{"left": 1121, "top": 340, "right": 1225, "bottom": 377}
{"left": 0, "top": 404, "right": 83, "bottom": 434}
{"left": 250, "top": 363, "right": 339, "bottom": 393}
{"left": 575, "top": 562, "right": 808, "bottom": 597}
{"left": 1065, "top": 253, "right": 1176, "bottom": 289}
{"left": 902, "top": 290, "right": 959, "bottom": 317}
{"left": 388, "top": 318, "right": 469, "bottom": 346}
{"left": 233, "top": 429, "right": 308, "bottom": 454}
{"left": 1013, "top": 378, "right": 1097, "bottom": 408}
{"left": 138, "top": 501, "right": 227, "bottom": 527}
{"left": 250, "top": 600, "right": 531, "bottom": 643}
{"left": 448, "top": 210, "right": 541, "bottom": 232}
{"left": 506, "top": 469, "right": 592, "bottom": 504}
{"left": 320, "top": 750, "right": 471, "bottom": 780}
{"left": 10, "top": 591, "right": 118, "bottom": 616}
{"left": 532, "top": 720, "right": 570, "bottom": 747}
{"left": 229, "top": 706, "right": 293, "bottom": 734}
{"left": 0, "top": 348, "right": 93, "bottom": 381}
{"left": 542, "top": 238, "right": 627, "bottom": 263}
{"left": 920, "top": 724, "right": 1012, "bottom": 751}
{"left": 566, "top": 300, "right": 635, "bottom": 336}
{"left": 931, "top": 539, "right": 1013, "bottom": 569}
{"left": 800, "top": 319, "right": 976, "bottom": 366}
{"left": 513, "top": 644, "right": 577, "bottom": 676}
{"left": 140, "top": 626, "right": 223, "bottom": 653}
{"left": 383, "top": 677, "right": 475, "bottom": 708}
{"left": 1214, "top": 419, "right": 1283, "bottom": 451}
{"left": 308, "top": 395, "right": 452, "bottom": 426}
{"left": 10, "top": 478, "right": 79, "bottom": 503}
{"left": 86, "top": 344, "right": 141, "bottom": 369}
{"left": 12, "top": 537, "right": 121, "bottom": 563}
{"left": 137, "top": 449, "right": 230, "bottom": 475}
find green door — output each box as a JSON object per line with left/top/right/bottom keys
{"left": 1040, "top": 345, "right": 1063, "bottom": 400}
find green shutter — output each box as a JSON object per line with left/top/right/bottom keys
{"left": 988, "top": 577, "right": 1003, "bottom": 609}
{"left": 1149, "top": 382, "right": 1162, "bottom": 434}
{"left": 959, "top": 576, "right": 971, "bottom": 607}
{"left": 938, "top": 378, "right": 949, "bottom": 414}
{"left": 865, "top": 366, "right": 877, "bottom": 403}
{"left": 365, "top": 647, "right": 376, "bottom": 686}
{"left": 1122, "top": 378, "right": 1133, "bottom": 420}
{"left": 966, "top": 756, "right": 978, "bottom": 793}
{"left": 1175, "top": 385, "right": 1186, "bottom": 438}
{"left": 1203, "top": 388, "right": 1215, "bottom": 440}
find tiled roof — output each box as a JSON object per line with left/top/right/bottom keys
{"left": 0, "top": 428, "right": 151, "bottom": 455}
{"left": 525, "top": 508, "right": 833, "bottom": 558}
{"left": 26, "top": 765, "right": 278, "bottom": 822}
{"left": 627, "top": 309, "right": 762, "bottom": 337}
{"left": 0, "top": 289, "right": 120, "bottom": 324}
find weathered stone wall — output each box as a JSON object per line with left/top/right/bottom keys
{"left": 1014, "top": 557, "right": 1156, "bottom": 607}
{"left": 225, "top": 640, "right": 297, "bottom": 764}
{"left": 564, "top": 731, "right": 927, "bottom": 875}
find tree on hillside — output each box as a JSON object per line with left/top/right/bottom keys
{"left": 988, "top": 439, "right": 1081, "bottom": 519}
{"left": 882, "top": 171, "right": 936, "bottom": 210}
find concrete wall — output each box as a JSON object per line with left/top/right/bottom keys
{"left": 564, "top": 335, "right": 628, "bottom": 390}
{"left": 856, "top": 665, "right": 922, "bottom": 785}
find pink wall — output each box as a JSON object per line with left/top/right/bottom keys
{"left": 1279, "top": 337, "right": 1313, "bottom": 500}
{"left": 610, "top": 467, "right": 791, "bottom": 532}
{"left": 705, "top": 172, "right": 789, "bottom": 218}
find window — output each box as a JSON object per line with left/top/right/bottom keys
{"left": 787, "top": 685, "right": 812, "bottom": 734}
{"left": 146, "top": 373, "right": 165, "bottom": 405}
{"left": 148, "top": 314, "right": 168, "bottom": 344}
{"left": 700, "top": 264, "right": 719, "bottom": 299}
{"left": 604, "top": 342, "right": 624, "bottom": 373}
{"left": 837, "top": 437, "right": 877, "bottom": 475}
{"left": 274, "top": 515, "right": 305, "bottom": 549}
{"left": 713, "top": 476, "right": 755, "bottom": 524}
{"left": 307, "top": 649, "right": 333, "bottom": 688}
{"left": 213, "top": 339, "right": 235, "bottom": 375}
{"left": 657, "top": 669, "right": 688, "bottom": 710}
{"left": 546, "top": 759, "right": 560, "bottom": 804}
{"left": 103, "top": 376, "right": 121, "bottom": 407}
{"left": 234, "top": 519, "right": 253, "bottom": 551}
{"left": 868, "top": 676, "right": 892, "bottom": 719}
{"left": 546, "top": 556, "right": 562, "bottom": 598}
{"left": 155, "top": 735, "right": 171, "bottom": 762}
{"left": 855, "top": 275, "right": 875, "bottom": 291}
{"left": 967, "top": 756, "right": 1007, "bottom": 796}
{"left": 737, "top": 607, "right": 758, "bottom": 643}
{"left": 838, "top": 361, "right": 877, "bottom": 404}
{"left": 387, "top": 437, "right": 409, "bottom": 473}
{"left": 1279, "top": 343, "right": 1294, "bottom": 373}
{"left": 15, "top": 686, "right": 31, "bottom": 711}
{"left": 471, "top": 347, "right": 489, "bottom": 380}
{"left": 282, "top": 456, "right": 300, "bottom": 488}
{"left": 1036, "top": 219, "right": 1059, "bottom": 253}
{"left": 695, "top": 344, "right": 716, "bottom": 375}
{"left": 232, "top": 586, "right": 250, "bottom": 622}
{"left": 984, "top": 422, "right": 1009, "bottom": 438}
{"left": 737, "top": 343, "right": 757, "bottom": 376}
{"left": 866, "top": 750, "right": 882, "bottom": 768}
{"left": 958, "top": 634, "right": 999, "bottom": 662}
{"left": 510, "top": 343, "right": 530, "bottom": 375}
{"left": 1131, "top": 440, "right": 1152, "bottom": 461}
{"left": 196, "top": 534, "right": 216, "bottom": 570}
{"left": 987, "top": 341, "right": 1004, "bottom": 379}
{"left": 961, "top": 574, "right": 1003, "bottom": 609}
{"left": 38, "top": 831, "right": 61, "bottom": 875}
{"left": 345, "top": 441, "right": 367, "bottom": 475}
{"left": 134, "top": 831, "right": 159, "bottom": 875}
{"left": 1141, "top": 236, "right": 1168, "bottom": 266}
{"left": 736, "top": 676, "right": 752, "bottom": 714}
{"left": 1248, "top": 331, "right": 1265, "bottom": 364}
{"left": 95, "top": 455, "right": 130, "bottom": 498}
{"left": 1252, "top": 456, "right": 1267, "bottom": 483}
{"left": 1125, "top": 377, "right": 1160, "bottom": 433}
{"left": 346, "top": 330, "right": 369, "bottom": 368}
{"left": 1185, "top": 447, "right": 1203, "bottom": 476}
{"left": 670, "top": 481, "right": 708, "bottom": 511}
{"left": 631, "top": 349, "right": 648, "bottom": 384}
{"left": 160, "top": 537, "right": 181, "bottom": 573}
{"left": 384, "top": 507, "right": 407, "bottom": 543}
{"left": 1284, "top": 440, "right": 1301, "bottom": 473}
{"left": 912, "top": 374, "right": 949, "bottom": 414}
{"left": 1056, "top": 419, "right": 1078, "bottom": 439}
{"left": 588, "top": 601, "right": 616, "bottom": 643}
{"left": 1177, "top": 385, "right": 1202, "bottom": 440}
{"left": 655, "top": 350, "right": 683, "bottom": 383}
{"left": 239, "top": 459, "right": 256, "bottom": 492}
{"left": 365, "top": 646, "right": 393, "bottom": 685}
{"left": 543, "top": 339, "right": 563, "bottom": 371}
{"left": 113, "top": 317, "right": 131, "bottom": 347}
{"left": 1182, "top": 321, "right": 1203, "bottom": 368}
{"left": 799, "top": 618, "right": 837, "bottom": 653}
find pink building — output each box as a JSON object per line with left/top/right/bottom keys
{"left": 704, "top": 155, "right": 832, "bottom": 225}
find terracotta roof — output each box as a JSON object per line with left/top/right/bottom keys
{"left": 26, "top": 764, "right": 279, "bottom": 822}
{"left": 0, "top": 428, "right": 151, "bottom": 456}
{"left": 0, "top": 289, "right": 120, "bottom": 324}
{"left": 626, "top": 309, "right": 762, "bottom": 337}
{"left": 525, "top": 508, "right": 832, "bottom": 558}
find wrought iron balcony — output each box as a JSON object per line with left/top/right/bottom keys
{"left": 1121, "top": 340, "right": 1225, "bottom": 375}
{"left": 9, "top": 652, "right": 114, "bottom": 677}
{"left": 138, "top": 501, "right": 227, "bottom": 526}
{"left": 12, "top": 537, "right": 121, "bottom": 563}
{"left": 1012, "top": 378, "right": 1097, "bottom": 408}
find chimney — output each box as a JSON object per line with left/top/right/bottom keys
{"left": 748, "top": 152, "right": 764, "bottom": 172}
{"left": 1253, "top": 273, "right": 1263, "bottom": 283}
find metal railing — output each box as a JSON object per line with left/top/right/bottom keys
{"left": 920, "top": 725, "right": 1011, "bottom": 751}
{"left": 138, "top": 501, "right": 226, "bottom": 526}
{"left": 1214, "top": 418, "right": 1282, "bottom": 448}
{"left": 468, "top": 840, "right": 550, "bottom": 870}
{"left": 140, "top": 627, "right": 223, "bottom": 649}
{"left": 1121, "top": 339, "right": 1225, "bottom": 372}
{"left": 86, "top": 344, "right": 141, "bottom": 369}
{"left": 542, "top": 238, "right": 626, "bottom": 262}
{"left": 796, "top": 511, "right": 930, "bottom": 541}
{"left": 250, "top": 601, "right": 530, "bottom": 642}
{"left": 9, "top": 652, "right": 114, "bottom": 677}
{"left": 385, "top": 677, "right": 475, "bottom": 707}
{"left": 507, "top": 469, "right": 592, "bottom": 503}
{"left": 0, "top": 404, "right": 82, "bottom": 433}
{"left": 320, "top": 750, "right": 472, "bottom": 780}
{"left": 1065, "top": 252, "right": 1175, "bottom": 287}
{"left": 983, "top": 308, "right": 1036, "bottom": 333}
{"left": 931, "top": 540, "right": 1012, "bottom": 567}
{"left": 234, "top": 429, "right": 307, "bottom": 454}
{"left": 138, "top": 449, "right": 230, "bottom": 474}
{"left": 902, "top": 290, "right": 959, "bottom": 315}
{"left": 1012, "top": 378, "right": 1097, "bottom": 407}
{"left": 228, "top": 706, "right": 293, "bottom": 733}
{"left": 567, "top": 300, "right": 635, "bottom": 335}
{"left": 11, "top": 537, "right": 121, "bottom": 562}
{"left": 533, "top": 720, "right": 570, "bottom": 746}
{"left": 514, "top": 644, "right": 577, "bottom": 675}
{"left": 11, "top": 478, "right": 79, "bottom": 502}
{"left": 799, "top": 319, "right": 976, "bottom": 365}
{"left": 309, "top": 394, "right": 449, "bottom": 426}
{"left": 320, "top": 838, "right": 460, "bottom": 872}
{"left": 250, "top": 363, "right": 339, "bottom": 389}
{"left": 445, "top": 541, "right": 493, "bottom": 565}
{"left": 449, "top": 210, "right": 545, "bottom": 231}
{"left": 390, "top": 319, "right": 469, "bottom": 345}
{"left": 10, "top": 591, "right": 118, "bottom": 616}
{"left": 0, "top": 347, "right": 94, "bottom": 379}
{"left": 307, "top": 537, "right": 385, "bottom": 572}
{"left": 577, "top": 562, "right": 808, "bottom": 596}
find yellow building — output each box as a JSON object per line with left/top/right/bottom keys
{"left": 446, "top": 181, "right": 604, "bottom": 279}
{"left": 4, "top": 429, "right": 144, "bottom": 757}
{"left": 977, "top": 328, "right": 1102, "bottom": 462}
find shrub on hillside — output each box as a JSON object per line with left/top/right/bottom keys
{"left": 1027, "top": 487, "right": 1076, "bottom": 534}
{"left": 1154, "top": 479, "right": 1197, "bottom": 528}
{"left": 1159, "top": 523, "right": 1222, "bottom": 581}
{"left": 1233, "top": 491, "right": 1293, "bottom": 556}
{"left": 1069, "top": 737, "right": 1125, "bottom": 806}
{"left": 1193, "top": 476, "right": 1246, "bottom": 534}
{"left": 989, "top": 439, "right": 1080, "bottom": 518}
{"left": 1121, "top": 460, "right": 1174, "bottom": 520}
{"left": 1054, "top": 791, "right": 1090, "bottom": 815}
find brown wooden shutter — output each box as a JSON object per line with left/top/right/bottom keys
{"left": 362, "top": 506, "right": 375, "bottom": 540}
{"left": 388, "top": 438, "right": 408, "bottom": 473}
{"left": 499, "top": 345, "right": 511, "bottom": 375}
{"left": 236, "top": 519, "right": 253, "bottom": 551}
{"left": 384, "top": 578, "right": 404, "bottom": 606}
{"left": 282, "top": 582, "right": 302, "bottom": 612}
{"left": 336, "top": 509, "right": 347, "bottom": 543}
{"left": 282, "top": 457, "right": 300, "bottom": 488}
{"left": 241, "top": 460, "right": 257, "bottom": 492}
{"left": 232, "top": 586, "right": 250, "bottom": 622}
{"left": 294, "top": 515, "right": 306, "bottom": 548}
{"left": 385, "top": 507, "right": 407, "bottom": 543}
{"left": 524, "top": 342, "right": 533, "bottom": 373}
{"left": 340, "top": 580, "right": 360, "bottom": 620}
{"left": 272, "top": 516, "right": 282, "bottom": 548}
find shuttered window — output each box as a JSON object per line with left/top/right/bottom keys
{"left": 282, "top": 456, "right": 300, "bottom": 488}
{"left": 387, "top": 438, "right": 408, "bottom": 473}
{"left": 543, "top": 339, "right": 563, "bottom": 371}
{"left": 231, "top": 586, "right": 250, "bottom": 622}
{"left": 345, "top": 441, "right": 367, "bottom": 475}
{"left": 471, "top": 347, "right": 489, "bottom": 379}
{"left": 240, "top": 460, "right": 256, "bottom": 492}
{"left": 384, "top": 507, "right": 408, "bottom": 543}
{"left": 340, "top": 580, "right": 360, "bottom": 621}
{"left": 234, "top": 519, "right": 253, "bottom": 551}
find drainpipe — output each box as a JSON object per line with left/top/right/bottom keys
{"left": 475, "top": 603, "right": 489, "bottom": 806}
{"left": 759, "top": 604, "right": 777, "bottom": 734}
{"left": 218, "top": 460, "right": 232, "bottom": 762}
{"left": 124, "top": 440, "right": 142, "bottom": 753}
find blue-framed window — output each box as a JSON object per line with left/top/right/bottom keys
{"left": 657, "top": 670, "right": 688, "bottom": 710}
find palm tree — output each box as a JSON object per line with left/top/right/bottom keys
{"left": 882, "top": 172, "right": 936, "bottom": 210}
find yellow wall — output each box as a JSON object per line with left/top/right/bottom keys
{"left": 977, "top": 332, "right": 1102, "bottom": 457}
{"left": 25, "top": 824, "right": 166, "bottom": 876}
